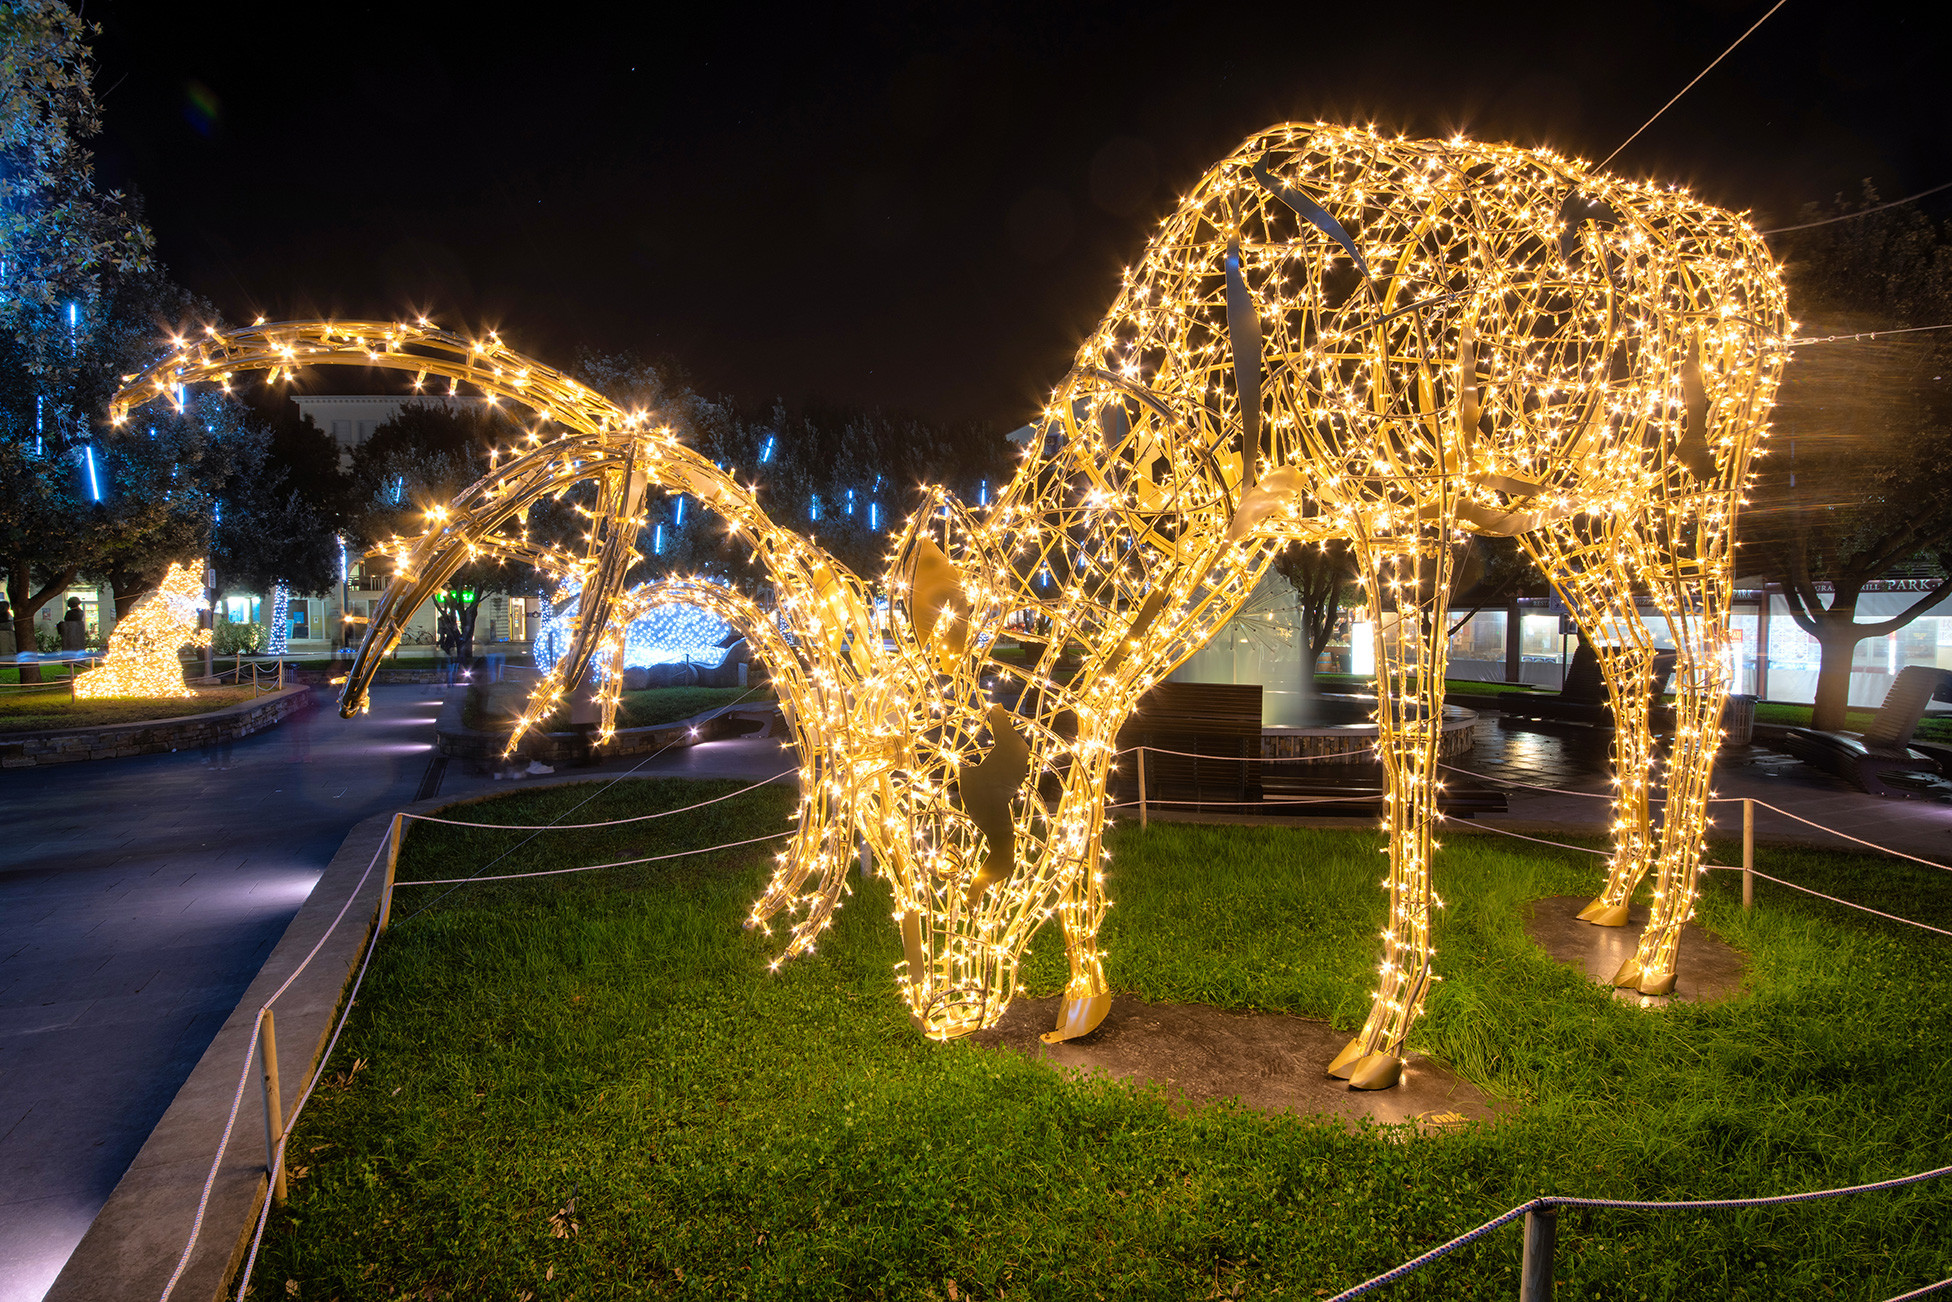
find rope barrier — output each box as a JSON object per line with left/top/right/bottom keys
{"left": 1883, "top": 1277, "right": 1952, "bottom": 1301}
{"left": 401, "top": 767, "right": 798, "bottom": 830}
{"left": 1129, "top": 743, "right": 1375, "bottom": 763}
{"left": 169, "top": 770, "right": 795, "bottom": 1299}
{"left": 395, "top": 831, "right": 796, "bottom": 885}
{"left": 157, "top": 831, "right": 391, "bottom": 1302}
{"left": 1740, "top": 799, "right": 1952, "bottom": 874}
{"left": 1704, "top": 864, "right": 1952, "bottom": 939}
{"left": 1327, "top": 1164, "right": 1952, "bottom": 1300}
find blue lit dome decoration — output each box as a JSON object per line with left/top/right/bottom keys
{"left": 532, "top": 582, "right": 735, "bottom": 675}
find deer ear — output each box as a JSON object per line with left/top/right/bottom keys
{"left": 907, "top": 537, "right": 969, "bottom": 655}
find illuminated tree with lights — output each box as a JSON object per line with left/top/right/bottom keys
{"left": 116, "top": 125, "right": 1783, "bottom": 1090}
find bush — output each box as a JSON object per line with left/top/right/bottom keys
{"left": 213, "top": 618, "right": 266, "bottom": 654}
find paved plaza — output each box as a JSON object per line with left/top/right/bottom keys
{"left": 3, "top": 690, "right": 1946, "bottom": 1301}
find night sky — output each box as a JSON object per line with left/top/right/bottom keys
{"left": 87, "top": 0, "right": 1952, "bottom": 430}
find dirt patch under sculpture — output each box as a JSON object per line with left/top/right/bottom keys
{"left": 1524, "top": 895, "right": 1749, "bottom": 1005}
{"left": 973, "top": 995, "right": 1498, "bottom": 1130}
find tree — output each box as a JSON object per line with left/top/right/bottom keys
{"left": 1746, "top": 186, "right": 1952, "bottom": 730}
{"left": 0, "top": 0, "right": 152, "bottom": 374}
{"left": 0, "top": 2, "right": 157, "bottom": 678}
{"left": 209, "top": 407, "right": 343, "bottom": 610}
{"left": 347, "top": 401, "right": 532, "bottom": 656}
{"left": 1270, "top": 539, "right": 1355, "bottom": 692}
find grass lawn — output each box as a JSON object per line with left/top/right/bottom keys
{"left": 463, "top": 683, "right": 770, "bottom": 732}
{"left": 1754, "top": 700, "right": 1952, "bottom": 743}
{"left": 252, "top": 783, "right": 1952, "bottom": 1299}
{"left": 0, "top": 663, "right": 78, "bottom": 684}
{"left": 0, "top": 684, "right": 260, "bottom": 731}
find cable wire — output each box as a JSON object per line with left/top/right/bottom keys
{"left": 1598, "top": 0, "right": 1788, "bottom": 171}
{"left": 1762, "top": 179, "right": 1952, "bottom": 233}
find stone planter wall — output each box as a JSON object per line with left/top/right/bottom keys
{"left": 433, "top": 694, "right": 776, "bottom": 766}
{"left": 0, "top": 686, "right": 316, "bottom": 769}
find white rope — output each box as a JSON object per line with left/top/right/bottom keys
{"left": 1438, "top": 762, "right": 1614, "bottom": 800}
{"left": 1443, "top": 817, "right": 1612, "bottom": 857}
{"left": 1128, "top": 743, "right": 1375, "bottom": 763}
{"left": 395, "top": 830, "right": 795, "bottom": 886}
{"left": 403, "top": 767, "right": 798, "bottom": 829}
{"left": 233, "top": 885, "right": 388, "bottom": 1300}
{"left": 1704, "top": 865, "right": 1952, "bottom": 938}
{"left": 158, "top": 829, "right": 391, "bottom": 1302}
{"left": 1742, "top": 799, "right": 1952, "bottom": 874}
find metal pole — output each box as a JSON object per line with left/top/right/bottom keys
{"left": 1137, "top": 746, "right": 1148, "bottom": 829}
{"left": 1742, "top": 798, "right": 1754, "bottom": 912}
{"left": 377, "top": 813, "right": 405, "bottom": 932}
{"left": 1519, "top": 1204, "right": 1557, "bottom": 1302}
{"left": 257, "top": 1009, "right": 288, "bottom": 1205}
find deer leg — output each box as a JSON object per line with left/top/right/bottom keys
{"left": 1522, "top": 534, "right": 1662, "bottom": 927}
{"left": 1579, "top": 629, "right": 1663, "bottom": 927}
{"left": 1614, "top": 592, "right": 1730, "bottom": 995}
{"left": 1328, "top": 538, "right": 1451, "bottom": 1090}
{"left": 1043, "top": 792, "right": 1112, "bottom": 1044}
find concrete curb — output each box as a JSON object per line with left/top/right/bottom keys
{"left": 43, "top": 769, "right": 684, "bottom": 1302}
{"left": 0, "top": 685, "right": 315, "bottom": 769}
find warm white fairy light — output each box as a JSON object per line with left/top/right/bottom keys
{"left": 75, "top": 561, "right": 210, "bottom": 699}
{"left": 110, "top": 124, "right": 1783, "bottom": 1089}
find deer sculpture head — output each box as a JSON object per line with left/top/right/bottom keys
{"left": 111, "top": 124, "right": 1783, "bottom": 1061}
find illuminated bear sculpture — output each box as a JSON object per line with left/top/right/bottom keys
{"left": 114, "top": 124, "right": 1784, "bottom": 1089}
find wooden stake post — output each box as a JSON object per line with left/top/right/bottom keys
{"left": 258, "top": 1009, "right": 287, "bottom": 1205}
{"left": 1137, "top": 746, "right": 1148, "bottom": 829}
{"left": 1742, "top": 799, "right": 1754, "bottom": 912}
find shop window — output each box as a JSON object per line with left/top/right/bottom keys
{"left": 290, "top": 600, "right": 311, "bottom": 641}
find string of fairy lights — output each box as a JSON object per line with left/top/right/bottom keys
{"left": 110, "top": 122, "right": 1783, "bottom": 1090}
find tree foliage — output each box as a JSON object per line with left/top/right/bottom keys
{"left": 0, "top": 0, "right": 152, "bottom": 374}
{"left": 1745, "top": 185, "right": 1952, "bottom": 728}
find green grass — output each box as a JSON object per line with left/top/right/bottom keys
{"left": 0, "top": 684, "right": 260, "bottom": 731}
{"left": 1754, "top": 700, "right": 1952, "bottom": 743}
{"left": 463, "top": 684, "right": 767, "bottom": 732}
{"left": 0, "top": 663, "right": 78, "bottom": 684}
{"left": 252, "top": 782, "right": 1952, "bottom": 1299}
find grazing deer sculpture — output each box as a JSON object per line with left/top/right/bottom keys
{"left": 113, "top": 125, "right": 1784, "bottom": 1088}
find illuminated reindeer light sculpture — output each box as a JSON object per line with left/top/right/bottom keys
{"left": 112, "top": 124, "right": 1782, "bottom": 1090}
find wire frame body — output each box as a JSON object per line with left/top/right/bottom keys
{"left": 110, "top": 123, "right": 1786, "bottom": 1082}
{"left": 73, "top": 561, "right": 210, "bottom": 699}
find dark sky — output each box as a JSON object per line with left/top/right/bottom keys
{"left": 88, "top": 0, "right": 1952, "bottom": 430}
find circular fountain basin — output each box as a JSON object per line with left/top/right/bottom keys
{"left": 1262, "top": 693, "right": 1478, "bottom": 764}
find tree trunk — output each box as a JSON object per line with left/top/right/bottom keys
{"left": 9, "top": 560, "right": 80, "bottom": 685}
{"left": 1811, "top": 631, "right": 1863, "bottom": 732}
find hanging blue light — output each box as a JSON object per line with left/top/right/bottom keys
{"left": 846, "top": 488, "right": 855, "bottom": 516}
{"left": 654, "top": 523, "right": 665, "bottom": 554}
{"left": 674, "top": 494, "right": 686, "bottom": 525}
{"left": 760, "top": 435, "right": 776, "bottom": 463}
{"left": 810, "top": 494, "right": 820, "bottom": 521}
{"left": 869, "top": 501, "right": 879, "bottom": 530}
{"left": 979, "top": 478, "right": 988, "bottom": 505}
{"left": 82, "top": 445, "right": 101, "bottom": 502}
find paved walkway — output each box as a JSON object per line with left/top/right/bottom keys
{"left": 1458, "top": 714, "right": 1952, "bottom": 866}
{"left": 0, "top": 684, "right": 786, "bottom": 1302}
